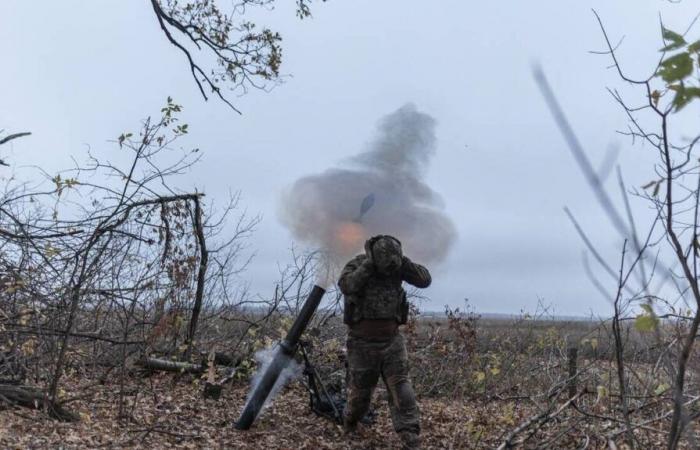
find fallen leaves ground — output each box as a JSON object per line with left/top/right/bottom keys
{"left": 0, "top": 371, "right": 528, "bottom": 449}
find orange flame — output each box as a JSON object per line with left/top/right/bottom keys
{"left": 332, "top": 222, "right": 365, "bottom": 256}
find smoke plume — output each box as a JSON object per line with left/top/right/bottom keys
{"left": 280, "top": 104, "right": 456, "bottom": 279}
{"left": 244, "top": 346, "right": 302, "bottom": 413}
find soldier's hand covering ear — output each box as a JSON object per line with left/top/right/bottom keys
{"left": 401, "top": 256, "right": 432, "bottom": 288}
{"left": 364, "top": 238, "right": 375, "bottom": 264}
{"left": 338, "top": 254, "right": 375, "bottom": 294}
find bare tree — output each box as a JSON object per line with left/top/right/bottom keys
{"left": 0, "top": 99, "right": 273, "bottom": 421}
{"left": 149, "top": 0, "right": 326, "bottom": 112}
{"left": 526, "top": 8, "right": 700, "bottom": 449}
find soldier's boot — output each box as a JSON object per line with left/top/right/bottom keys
{"left": 399, "top": 431, "right": 421, "bottom": 450}
{"left": 343, "top": 416, "right": 358, "bottom": 435}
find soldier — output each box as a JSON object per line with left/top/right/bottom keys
{"left": 338, "top": 235, "right": 431, "bottom": 450}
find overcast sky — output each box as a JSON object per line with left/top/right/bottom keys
{"left": 2, "top": 1, "right": 699, "bottom": 316}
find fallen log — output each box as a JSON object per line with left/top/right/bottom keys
{"left": 198, "top": 351, "right": 239, "bottom": 367}
{"left": 138, "top": 356, "right": 204, "bottom": 374}
{"left": 0, "top": 384, "right": 79, "bottom": 422}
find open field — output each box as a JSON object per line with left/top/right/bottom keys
{"left": 3, "top": 312, "right": 699, "bottom": 449}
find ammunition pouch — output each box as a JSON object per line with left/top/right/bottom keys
{"left": 343, "top": 287, "right": 407, "bottom": 325}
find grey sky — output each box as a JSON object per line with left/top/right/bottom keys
{"left": 1, "top": 1, "right": 698, "bottom": 316}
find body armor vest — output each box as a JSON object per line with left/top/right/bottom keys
{"left": 343, "top": 273, "right": 408, "bottom": 325}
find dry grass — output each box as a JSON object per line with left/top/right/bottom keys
{"left": 0, "top": 370, "right": 531, "bottom": 449}
{"left": 2, "top": 314, "right": 700, "bottom": 448}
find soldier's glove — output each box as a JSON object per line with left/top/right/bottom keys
{"left": 399, "top": 256, "right": 414, "bottom": 279}
{"left": 359, "top": 257, "right": 375, "bottom": 274}
{"left": 364, "top": 238, "right": 376, "bottom": 265}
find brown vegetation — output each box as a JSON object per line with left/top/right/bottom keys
{"left": 3, "top": 303, "right": 699, "bottom": 449}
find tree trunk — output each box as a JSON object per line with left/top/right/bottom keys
{"left": 137, "top": 356, "right": 204, "bottom": 374}
{"left": 185, "top": 195, "right": 208, "bottom": 359}
{"left": 0, "top": 384, "right": 79, "bottom": 422}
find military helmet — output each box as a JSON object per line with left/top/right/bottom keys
{"left": 366, "top": 235, "right": 402, "bottom": 274}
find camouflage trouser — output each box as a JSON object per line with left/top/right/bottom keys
{"left": 344, "top": 333, "right": 420, "bottom": 436}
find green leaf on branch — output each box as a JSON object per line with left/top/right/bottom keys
{"left": 661, "top": 27, "right": 686, "bottom": 51}
{"left": 634, "top": 314, "right": 658, "bottom": 332}
{"left": 657, "top": 52, "right": 693, "bottom": 83}
{"left": 669, "top": 84, "right": 700, "bottom": 111}
{"left": 635, "top": 304, "right": 658, "bottom": 333}
{"left": 688, "top": 40, "right": 700, "bottom": 54}
{"left": 635, "top": 315, "right": 656, "bottom": 332}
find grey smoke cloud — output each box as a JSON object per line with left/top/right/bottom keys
{"left": 279, "top": 104, "right": 456, "bottom": 267}
{"left": 244, "top": 346, "right": 302, "bottom": 413}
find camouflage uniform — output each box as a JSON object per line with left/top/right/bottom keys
{"left": 338, "top": 235, "right": 431, "bottom": 449}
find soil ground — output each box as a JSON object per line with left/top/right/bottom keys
{"left": 0, "top": 372, "right": 526, "bottom": 449}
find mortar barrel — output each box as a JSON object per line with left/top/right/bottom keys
{"left": 235, "top": 285, "right": 326, "bottom": 429}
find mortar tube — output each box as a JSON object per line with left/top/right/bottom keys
{"left": 235, "top": 284, "right": 326, "bottom": 430}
